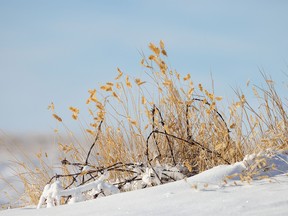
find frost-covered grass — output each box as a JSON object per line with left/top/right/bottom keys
{"left": 1, "top": 41, "right": 288, "bottom": 209}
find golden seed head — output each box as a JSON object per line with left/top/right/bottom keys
{"left": 163, "top": 79, "right": 172, "bottom": 86}
{"left": 112, "top": 91, "right": 119, "bottom": 100}
{"left": 149, "top": 55, "right": 156, "bottom": 60}
{"left": 130, "top": 119, "right": 137, "bottom": 126}
{"left": 69, "top": 106, "right": 79, "bottom": 113}
{"left": 100, "top": 85, "right": 113, "bottom": 91}
{"left": 86, "top": 129, "right": 95, "bottom": 136}
{"left": 161, "top": 49, "right": 167, "bottom": 56}
{"left": 241, "top": 95, "right": 246, "bottom": 103}
{"left": 69, "top": 106, "right": 80, "bottom": 120}
{"left": 72, "top": 114, "right": 78, "bottom": 120}
{"left": 149, "top": 42, "right": 160, "bottom": 56}
{"left": 52, "top": 114, "right": 62, "bottom": 122}
{"left": 90, "top": 123, "right": 97, "bottom": 128}
{"left": 183, "top": 73, "right": 191, "bottom": 81}
{"left": 96, "top": 102, "right": 104, "bottom": 110}
{"left": 97, "top": 110, "right": 106, "bottom": 120}
{"left": 198, "top": 83, "right": 203, "bottom": 92}
{"left": 48, "top": 102, "right": 55, "bottom": 112}
{"left": 135, "top": 78, "right": 146, "bottom": 86}
{"left": 230, "top": 123, "right": 236, "bottom": 129}
{"left": 88, "top": 89, "right": 96, "bottom": 97}
{"left": 87, "top": 89, "right": 98, "bottom": 104}
{"left": 160, "top": 40, "right": 165, "bottom": 50}
{"left": 126, "top": 75, "right": 132, "bottom": 88}
{"left": 175, "top": 72, "right": 180, "bottom": 80}
{"left": 188, "top": 87, "right": 194, "bottom": 96}
{"left": 115, "top": 68, "right": 123, "bottom": 80}
{"left": 141, "top": 96, "right": 146, "bottom": 105}
{"left": 215, "top": 96, "right": 223, "bottom": 101}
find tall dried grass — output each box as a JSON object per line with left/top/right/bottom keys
{"left": 1, "top": 41, "right": 288, "bottom": 207}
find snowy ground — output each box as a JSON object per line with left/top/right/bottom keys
{"left": 1, "top": 151, "right": 287, "bottom": 216}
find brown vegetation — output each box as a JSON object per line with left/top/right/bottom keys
{"left": 2, "top": 41, "right": 287, "bottom": 207}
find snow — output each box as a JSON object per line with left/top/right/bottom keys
{"left": 1, "top": 151, "right": 287, "bottom": 216}
{"left": 36, "top": 172, "right": 120, "bottom": 208}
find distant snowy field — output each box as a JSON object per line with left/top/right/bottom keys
{"left": 0, "top": 135, "right": 58, "bottom": 207}
{"left": 1, "top": 150, "right": 287, "bottom": 216}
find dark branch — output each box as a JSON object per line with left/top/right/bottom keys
{"left": 85, "top": 120, "right": 103, "bottom": 165}
{"left": 154, "top": 105, "right": 176, "bottom": 166}
{"left": 147, "top": 129, "right": 230, "bottom": 165}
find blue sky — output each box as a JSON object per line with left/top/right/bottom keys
{"left": 0, "top": 1, "right": 288, "bottom": 133}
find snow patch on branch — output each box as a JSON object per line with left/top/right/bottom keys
{"left": 37, "top": 173, "right": 119, "bottom": 209}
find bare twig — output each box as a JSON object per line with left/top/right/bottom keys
{"left": 186, "top": 104, "right": 191, "bottom": 140}
{"left": 116, "top": 176, "right": 141, "bottom": 190}
{"left": 154, "top": 105, "right": 176, "bottom": 165}
{"left": 85, "top": 120, "right": 103, "bottom": 165}
{"left": 152, "top": 105, "right": 161, "bottom": 157}
{"left": 147, "top": 129, "right": 230, "bottom": 165}
{"left": 190, "top": 98, "right": 231, "bottom": 134}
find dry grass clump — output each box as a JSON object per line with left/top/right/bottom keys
{"left": 3, "top": 41, "right": 288, "bottom": 206}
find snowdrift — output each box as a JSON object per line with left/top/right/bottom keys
{"left": 1, "top": 151, "right": 287, "bottom": 216}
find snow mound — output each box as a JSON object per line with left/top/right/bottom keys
{"left": 188, "top": 150, "right": 288, "bottom": 186}
{"left": 243, "top": 149, "right": 288, "bottom": 177}
{"left": 1, "top": 151, "right": 287, "bottom": 216}
{"left": 37, "top": 172, "right": 120, "bottom": 208}
{"left": 35, "top": 150, "right": 288, "bottom": 209}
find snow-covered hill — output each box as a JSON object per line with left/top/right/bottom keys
{"left": 1, "top": 151, "right": 288, "bottom": 216}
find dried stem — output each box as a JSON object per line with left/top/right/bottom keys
{"left": 85, "top": 120, "right": 103, "bottom": 165}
